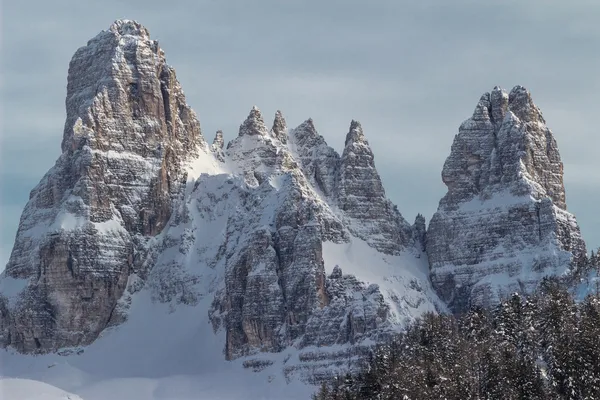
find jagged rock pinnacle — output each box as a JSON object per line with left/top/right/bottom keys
{"left": 1, "top": 19, "right": 203, "bottom": 352}
{"left": 213, "top": 130, "right": 224, "bottom": 149}
{"left": 295, "top": 118, "right": 317, "bottom": 136}
{"left": 288, "top": 117, "right": 340, "bottom": 197}
{"left": 62, "top": 18, "right": 204, "bottom": 154}
{"left": 490, "top": 86, "right": 509, "bottom": 126}
{"left": 508, "top": 85, "right": 545, "bottom": 123}
{"left": 238, "top": 106, "right": 268, "bottom": 136}
{"left": 338, "top": 120, "right": 412, "bottom": 254}
{"left": 428, "top": 85, "right": 586, "bottom": 313}
{"left": 212, "top": 130, "right": 225, "bottom": 162}
{"left": 108, "top": 19, "right": 150, "bottom": 39}
{"left": 449, "top": 85, "right": 564, "bottom": 209}
{"left": 344, "top": 120, "right": 365, "bottom": 147}
{"left": 271, "top": 110, "right": 288, "bottom": 144}
{"left": 412, "top": 214, "right": 426, "bottom": 252}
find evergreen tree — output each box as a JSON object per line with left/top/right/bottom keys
{"left": 312, "top": 282, "right": 599, "bottom": 400}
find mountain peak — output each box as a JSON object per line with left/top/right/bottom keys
{"left": 289, "top": 118, "right": 319, "bottom": 147}
{"left": 428, "top": 85, "right": 585, "bottom": 313}
{"left": 507, "top": 85, "right": 544, "bottom": 123}
{"left": 238, "top": 106, "right": 268, "bottom": 136}
{"left": 296, "top": 118, "right": 316, "bottom": 133}
{"left": 338, "top": 119, "right": 413, "bottom": 254}
{"left": 490, "top": 86, "right": 509, "bottom": 125}
{"left": 344, "top": 119, "right": 366, "bottom": 147}
{"left": 62, "top": 19, "right": 204, "bottom": 154}
{"left": 449, "top": 85, "right": 562, "bottom": 207}
{"left": 271, "top": 110, "right": 287, "bottom": 143}
{"left": 108, "top": 19, "right": 150, "bottom": 39}
{"left": 2, "top": 20, "right": 203, "bottom": 352}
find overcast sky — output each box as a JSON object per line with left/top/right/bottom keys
{"left": 1, "top": 1, "right": 600, "bottom": 269}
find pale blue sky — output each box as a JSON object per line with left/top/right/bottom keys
{"left": 2, "top": 1, "right": 600, "bottom": 268}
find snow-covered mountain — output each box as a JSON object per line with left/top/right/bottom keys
{"left": 427, "top": 86, "right": 586, "bottom": 313}
{"left": 0, "top": 20, "right": 588, "bottom": 400}
{"left": 0, "top": 20, "right": 442, "bottom": 398}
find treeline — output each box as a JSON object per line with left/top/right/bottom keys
{"left": 313, "top": 278, "right": 600, "bottom": 400}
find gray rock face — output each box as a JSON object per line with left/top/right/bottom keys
{"left": 289, "top": 118, "right": 339, "bottom": 198}
{"left": 211, "top": 130, "right": 225, "bottom": 162}
{"left": 338, "top": 121, "right": 413, "bottom": 255}
{"left": 412, "top": 214, "right": 427, "bottom": 252}
{"left": 427, "top": 86, "right": 586, "bottom": 313}
{"left": 238, "top": 106, "right": 269, "bottom": 137}
{"left": 207, "top": 110, "right": 426, "bottom": 361}
{"left": 0, "top": 20, "right": 204, "bottom": 352}
{"left": 208, "top": 171, "right": 333, "bottom": 359}
{"left": 271, "top": 110, "right": 288, "bottom": 144}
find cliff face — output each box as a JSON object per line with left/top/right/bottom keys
{"left": 427, "top": 86, "right": 586, "bottom": 313}
{"left": 0, "top": 20, "right": 440, "bottom": 375}
{"left": 0, "top": 20, "right": 204, "bottom": 352}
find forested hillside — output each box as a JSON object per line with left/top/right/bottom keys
{"left": 313, "top": 272, "right": 600, "bottom": 400}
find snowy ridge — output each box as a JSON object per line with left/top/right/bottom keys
{"left": 0, "top": 101, "right": 442, "bottom": 399}
{"left": 148, "top": 106, "right": 442, "bottom": 369}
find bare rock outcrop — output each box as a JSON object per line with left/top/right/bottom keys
{"left": 0, "top": 20, "right": 204, "bottom": 352}
{"left": 427, "top": 86, "right": 586, "bottom": 313}
{"left": 338, "top": 121, "right": 413, "bottom": 255}
{"left": 199, "top": 111, "right": 434, "bottom": 361}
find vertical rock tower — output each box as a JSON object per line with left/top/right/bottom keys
{"left": 0, "top": 20, "right": 204, "bottom": 351}
{"left": 427, "top": 86, "right": 586, "bottom": 313}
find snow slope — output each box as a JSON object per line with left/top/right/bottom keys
{"left": 0, "top": 291, "right": 313, "bottom": 400}
{"left": 0, "top": 379, "right": 83, "bottom": 400}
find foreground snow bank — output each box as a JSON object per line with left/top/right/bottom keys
{"left": 0, "top": 378, "right": 84, "bottom": 400}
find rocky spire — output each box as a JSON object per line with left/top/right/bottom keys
{"left": 271, "top": 110, "right": 288, "bottom": 144}
{"left": 238, "top": 106, "right": 268, "bottom": 137}
{"left": 508, "top": 85, "right": 545, "bottom": 124}
{"left": 428, "top": 85, "right": 586, "bottom": 313}
{"left": 1, "top": 19, "right": 203, "bottom": 352}
{"left": 339, "top": 120, "right": 380, "bottom": 209}
{"left": 212, "top": 130, "right": 224, "bottom": 149}
{"left": 441, "top": 85, "right": 566, "bottom": 209}
{"left": 344, "top": 120, "right": 365, "bottom": 147}
{"left": 412, "top": 214, "right": 426, "bottom": 252}
{"left": 62, "top": 19, "right": 204, "bottom": 154}
{"left": 490, "top": 85, "right": 509, "bottom": 126}
{"left": 212, "top": 130, "right": 225, "bottom": 162}
{"left": 338, "top": 120, "right": 412, "bottom": 254}
{"left": 292, "top": 118, "right": 318, "bottom": 141}
{"left": 289, "top": 118, "right": 339, "bottom": 197}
